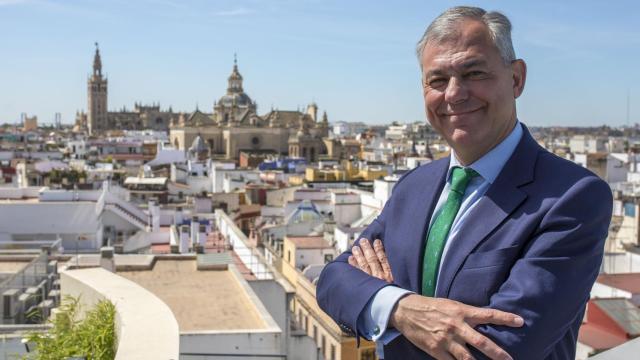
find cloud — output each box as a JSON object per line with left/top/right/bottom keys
{"left": 212, "top": 7, "right": 252, "bottom": 17}
{"left": 0, "top": 0, "right": 30, "bottom": 6}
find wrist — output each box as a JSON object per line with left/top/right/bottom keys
{"left": 389, "top": 293, "right": 414, "bottom": 329}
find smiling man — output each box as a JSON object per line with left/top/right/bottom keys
{"left": 316, "top": 6, "right": 613, "bottom": 360}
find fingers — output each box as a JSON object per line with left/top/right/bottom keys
{"left": 348, "top": 255, "right": 358, "bottom": 267}
{"left": 458, "top": 323, "right": 512, "bottom": 360}
{"left": 351, "top": 244, "right": 371, "bottom": 275}
{"left": 447, "top": 342, "right": 475, "bottom": 360}
{"left": 432, "top": 351, "right": 456, "bottom": 360}
{"left": 373, "top": 239, "right": 394, "bottom": 283}
{"left": 359, "top": 238, "right": 383, "bottom": 279}
{"left": 464, "top": 306, "right": 524, "bottom": 328}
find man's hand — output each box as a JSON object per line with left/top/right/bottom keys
{"left": 349, "top": 238, "right": 394, "bottom": 283}
{"left": 390, "top": 295, "right": 522, "bottom": 360}
{"left": 349, "top": 238, "right": 523, "bottom": 360}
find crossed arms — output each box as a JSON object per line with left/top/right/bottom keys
{"left": 317, "top": 175, "right": 613, "bottom": 360}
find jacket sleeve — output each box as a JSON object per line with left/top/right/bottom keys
{"left": 316, "top": 207, "right": 394, "bottom": 338}
{"left": 471, "top": 176, "right": 613, "bottom": 359}
{"left": 316, "top": 167, "right": 419, "bottom": 339}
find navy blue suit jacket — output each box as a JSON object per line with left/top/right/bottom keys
{"left": 316, "top": 126, "right": 613, "bottom": 359}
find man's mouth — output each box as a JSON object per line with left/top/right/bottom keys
{"left": 441, "top": 107, "right": 482, "bottom": 117}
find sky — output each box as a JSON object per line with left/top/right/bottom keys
{"left": 0, "top": 0, "right": 639, "bottom": 127}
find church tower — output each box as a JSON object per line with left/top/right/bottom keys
{"left": 227, "top": 54, "right": 243, "bottom": 94}
{"left": 213, "top": 54, "right": 257, "bottom": 125}
{"left": 88, "top": 42, "right": 108, "bottom": 135}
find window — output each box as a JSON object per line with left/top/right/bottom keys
{"left": 288, "top": 250, "right": 291, "bottom": 263}
{"left": 321, "top": 335, "right": 326, "bottom": 358}
{"left": 313, "top": 325, "right": 317, "bottom": 343}
{"left": 331, "top": 344, "right": 336, "bottom": 360}
{"left": 298, "top": 309, "right": 303, "bottom": 328}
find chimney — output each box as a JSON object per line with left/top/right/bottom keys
{"left": 180, "top": 225, "right": 190, "bottom": 254}
{"left": 190, "top": 216, "right": 199, "bottom": 250}
{"left": 174, "top": 207, "right": 183, "bottom": 225}
{"left": 100, "top": 247, "right": 115, "bottom": 272}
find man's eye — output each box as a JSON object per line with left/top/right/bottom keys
{"left": 428, "top": 78, "right": 447, "bottom": 88}
{"left": 466, "top": 71, "right": 486, "bottom": 79}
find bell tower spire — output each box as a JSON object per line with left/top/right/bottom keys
{"left": 93, "top": 42, "right": 102, "bottom": 77}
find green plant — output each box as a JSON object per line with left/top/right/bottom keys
{"left": 23, "top": 295, "right": 116, "bottom": 360}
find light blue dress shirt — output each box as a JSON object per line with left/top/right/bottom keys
{"left": 357, "top": 122, "right": 523, "bottom": 358}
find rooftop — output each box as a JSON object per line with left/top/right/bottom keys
{"left": 117, "top": 259, "right": 267, "bottom": 332}
{"left": 592, "top": 298, "right": 640, "bottom": 336}
{"left": 597, "top": 273, "right": 640, "bottom": 294}
{"left": 579, "top": 322, "right": 628, "bottom": 350}
{"left": 287, "top": 236, "right": 331, "bottom": 249}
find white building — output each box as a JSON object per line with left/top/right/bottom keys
{"left": 569, "top": 135, "right": 607, "bottom": 154}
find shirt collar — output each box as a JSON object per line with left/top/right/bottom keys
{"left": 447, "top": 121, "right": 523, "bottom": 184}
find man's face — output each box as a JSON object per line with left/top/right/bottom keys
{"left": 420, "top": 19, "right": 526, "bottom": 163}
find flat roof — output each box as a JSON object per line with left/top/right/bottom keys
{"left": 0, "top": 260, "right": 31, "bottom": 274}
{"left": 287, "top": 236, "right": 331, "bottom": 249}
{"left": 118, "top": 259, "right": 267, "bottom": 332}
{"left": 124, "top": 177, "right": 168, "bottom": 185}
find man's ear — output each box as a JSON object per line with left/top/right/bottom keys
{"left": 511, "top": 59, "right": 527, "bottom": 99}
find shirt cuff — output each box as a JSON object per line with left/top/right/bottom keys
{"left": 357, "top": 286, "right": 413, "bottom": 342}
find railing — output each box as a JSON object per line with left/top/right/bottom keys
{"left": 106, "top": 203, "right": 147, "bottom": 230}
{"left": 0, "top": 253, "right": 49, "bottom": 298}
{"left": 215, "top": 209, "right": 274, "bottom": 280}
{"left": 104, "top": 192, "right": 147, "bottom": 225}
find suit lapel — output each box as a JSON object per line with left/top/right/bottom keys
{"left": 435, "top": 126, "right": 541, "bottom": 298}
{"left": 404, "top": 158, "right": 448, "bottom": 293}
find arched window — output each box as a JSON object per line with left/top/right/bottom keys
{"left": 310, "top": 148, "right": 315, "bottom": 162}
{"left": 174, "top": 138, "right": 179, "bottom": 149}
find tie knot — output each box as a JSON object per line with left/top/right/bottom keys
{"left": 450, "top": 167, "right": 478, "bottom": 194}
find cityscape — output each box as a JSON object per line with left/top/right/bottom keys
{"left": 1, "top": 1, "right": 640, "bottom": 360}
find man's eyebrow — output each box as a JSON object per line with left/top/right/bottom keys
{"left": 460, "top": 59, "right": 487, "bottom": 69}
{"left": 424, "top": 59, "right": 487, "bottom": 79}
{"left": 424, "top": 69, "right": 446, "bottom": 79}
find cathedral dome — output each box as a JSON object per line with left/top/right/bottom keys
{"left": 217, "top": 92, "right": 253, "bottom": 107}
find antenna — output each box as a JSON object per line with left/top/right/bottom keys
{"left": 627, "top": 89, "right": 631, "bottom": 127}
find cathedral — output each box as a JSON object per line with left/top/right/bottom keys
{"left": 168, "top": 56, "right": 329, "bottom": 161}
{"left": 76, "top": 44, "right": 329, "bottom": 162}
{"left": 74, "top": 43, "right": 177, "bottom": 135}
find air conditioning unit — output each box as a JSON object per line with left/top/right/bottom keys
{"left": 2, "top": 289, "right": 21, "bottom": 323}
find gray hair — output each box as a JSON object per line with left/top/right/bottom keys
{"left": 416, "top": 6, "right": 515, "bottom": 67}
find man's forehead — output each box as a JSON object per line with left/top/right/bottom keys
{"left": 421, "top": 19, "right": 497, "bottom": 68}
{"left": 422, "top": 46, "right": 489, "bottom": 74}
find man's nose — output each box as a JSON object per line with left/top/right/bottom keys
{"left": 444, "top": 76, "right": 468, "bottom": 104}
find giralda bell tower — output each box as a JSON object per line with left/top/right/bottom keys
{"left": 87, "top": 42, "right": 108, "bottom": 135}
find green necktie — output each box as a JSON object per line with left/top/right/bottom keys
{"left": 421, "top": 166, "right": 478, "bottom": 296}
